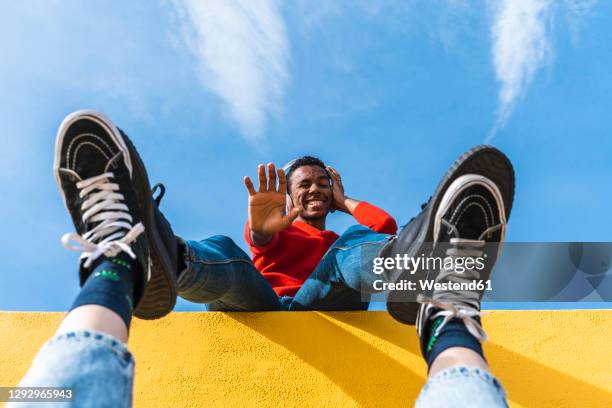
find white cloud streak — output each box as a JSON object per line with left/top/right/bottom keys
{"left": 488, "top": 0, "right": 552, "bottom": 139}
{"left": 564, "top": 0, "right": 598, "bottom": 37}
{"left": 172, "top": 0, "right": 290, "bottom": 141}
{"left": 564, "top": 0, "right": 598, "bottom": 16}
{"left": 488, "top": 0, "right": 598, "bottom": 140}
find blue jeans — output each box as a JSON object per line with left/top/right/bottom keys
{"left": 8, "top": 331, "right": 134, "bottom": 408}
{"left": 415, "top": 367, "right": 508, "bottom": 407}
{"left": 177, "top": 225, "right": 392, "bottom": 311}
{"left": 11, "top": 331, "right": 508, "bottom": 407}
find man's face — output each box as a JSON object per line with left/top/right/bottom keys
{"left": 289, "top": 165, "right": 333, "bottom": 220}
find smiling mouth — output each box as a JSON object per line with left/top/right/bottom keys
{"left": 304, "top": 199, "right": 326, "bottom": 207}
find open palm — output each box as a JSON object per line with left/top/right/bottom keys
{"left": 244, "top": 163, "right": 300, "bottom": 236}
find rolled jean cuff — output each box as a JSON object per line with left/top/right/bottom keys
{"left": 416, "top": 366, "right": 508, "bottom": 408}
{"left": 46, "top": 330, "right": 133, "bottom": 364}
{"left": 11, "top": 330, "right": 134, "bottom": 408}
{"left": 176, "top": 237, "right": 192, "bottom": 291}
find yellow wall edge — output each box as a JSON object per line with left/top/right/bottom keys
{"left": 1, "top": 310, "right": 610, "bottom": 407}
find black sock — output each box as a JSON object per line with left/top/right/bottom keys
{"left": 70, "top": 253, "right": 138, "bottom": 328}
{"left": 423, "top": 316, "right": 485, "bottom": 370}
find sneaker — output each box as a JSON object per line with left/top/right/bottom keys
{"left": 383, "top": 145, "right": 514, "bottom": 324}
{"left": 120, "top": 135, "right": 180, "bottom": 320}
{"left": 415, "top": 173, "right": 508, "bottom": 349}
{"left": 54, "top": 110, "right": 177, "bottom": 319}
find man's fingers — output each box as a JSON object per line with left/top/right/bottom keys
{"left": 243, "top": 176, "right": 256, "bottom": 196}
{"left": 278, "top": 168, "right": 287, "bottom": 194}
{"left": 257, "top": 164, "right": 267, "bottom": 192}
{"left": 267, "top": 162, "right": 277, "bottom": 191}
{"left": 326, "top": 166, "right": 338, "bottom": 181}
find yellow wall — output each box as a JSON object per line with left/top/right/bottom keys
{"left": 1, "top": 311, "right": 610, "bottom": 407}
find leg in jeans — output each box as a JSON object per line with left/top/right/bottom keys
{"left": 415, "top": 350, "right": 508, "bottom": 407}
{"left": 412, "top": 153, "right": 513, "bottom": 407}
{"left": 9, "top": 307, "right": 135, "bottom": 408}
{"left": 177, "top": 235, "right": 282, "bottom": 311}
{"left": 290, "top": 225, "right": 393, "bottom": 310}
{"left": 17, "top": 109, "right": 185, "bottom": 407}
{"left": 10, "top": 253, "right": 139, "bottom": 408}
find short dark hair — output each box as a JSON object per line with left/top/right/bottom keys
{"left": 286, "top": 156, "right": 329, "bottom": 192}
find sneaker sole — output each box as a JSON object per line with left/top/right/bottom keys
{"left": 386, "top": 144, "right": 515, "bottom": 325}
{"left": 54, "top": 110, "right": 176, "bottom": 319}
{"left": 122, "top": 132, "right": 177, "bottom": 319}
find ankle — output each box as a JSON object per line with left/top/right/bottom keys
{"left": 70, "top": 253, "right": 138, "bottom": 329}
{"left": 428, "top": 347, "right": 488, "bottom": 377}
{"left": 58, "top": 305, "right": 129, "bottom": 343}
{"left": 423, "top": 317, "right": 486, "bottom": 372}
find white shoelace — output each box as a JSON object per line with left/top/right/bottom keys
{"left": 62, "top": 172, "right": 144, "bottom": 268}
{"left": 418, "top": 237, "right": 488, "bottom": 342}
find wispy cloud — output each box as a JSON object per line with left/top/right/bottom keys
{"left": 564, "top": 0, "right": 598, "bottom": 37}
{"left": 488, "top": 0, "right": 553, "bottom": 140}
{"left": 564, "top": 0, "right": 598, "bottom": 16}
{"left": 171, "top": 0, "right": 290, "bottom": 141}
{"left": 487, "top": 0, "right": 598, "bottom": 141}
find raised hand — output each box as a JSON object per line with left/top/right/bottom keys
{"left": 326, "top": 166, "right": 359, "bottom": 214}
{"left": 244, "top": 163, "right": 300, "bottom": 237}
{"left": 326, "top": 166, "right": 346, "bottom": 213}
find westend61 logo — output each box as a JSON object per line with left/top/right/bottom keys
{"left": 370, "top": 254, "right": 492, "bottom": 293}
{"left": 372, "top": 254, "right": 486, "bottom": 275}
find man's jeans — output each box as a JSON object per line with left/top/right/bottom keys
{"left": 177, "top": 225, "right": 392, "bottom": 311}
{"left": 11, "top": 331, "right": 508, "bottom": 407}
{"left": 8, "top": 331, "right": 134, "bottom": 408}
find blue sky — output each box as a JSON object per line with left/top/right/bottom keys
{"left": 1, "top": 1, "right": 610, "bottom": 311}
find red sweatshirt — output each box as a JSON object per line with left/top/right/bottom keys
{"left": 244, "top": 201, "right": 397, "bottom": 297}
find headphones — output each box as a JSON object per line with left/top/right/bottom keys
{"left": 282, "top": 159, "right": 334, "bottom": 213}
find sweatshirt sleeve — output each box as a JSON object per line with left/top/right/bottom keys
{"left": 352, "top": 201, "right": 398, "bottom": 235}
{"left": 244, "top": 221, "right": 280, "bottom": 255}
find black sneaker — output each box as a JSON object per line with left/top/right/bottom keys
{"left": 119, "top": 131, "right": 180, "bottom": 320}
{"left": 415, "top": 173, "right": 508, "bottom": 351}
{"left": 383, "top": 145, "right": 514, "bottom": 324}
{"left": 54, "top": 110, "right": 177, "bottom": 319}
